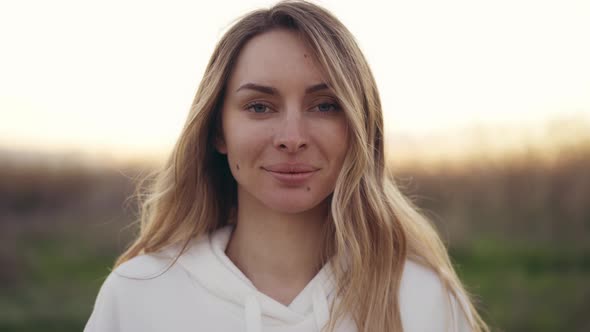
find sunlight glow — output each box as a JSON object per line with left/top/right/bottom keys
{"left": 1, "top": 0, "right": 588, "bottom": 161}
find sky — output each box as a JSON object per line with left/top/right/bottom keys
{"left": 1, "top": 0, "right": 589, "bottom": 161}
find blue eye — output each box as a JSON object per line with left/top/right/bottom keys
{"left": 315, "top": 102, "right": 340, "bottom": 112}
{"left": 245, "top": 102, "right": 270, "bottom": 113}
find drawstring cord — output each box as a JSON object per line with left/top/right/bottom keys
{"left": 312, "top": 283, "right": 330, "bottom": 331}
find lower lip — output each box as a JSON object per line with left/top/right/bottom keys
{"left": 265, "top": 169, "right": 318, "bottom": 186}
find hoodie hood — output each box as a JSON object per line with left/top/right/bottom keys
{"left": 162, "top": 225, "right": 338, "bottom": 332}
{"left": 85, "top": 225, "right": 470, "bottom": 332}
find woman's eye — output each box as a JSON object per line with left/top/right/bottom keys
{"left": 245, "top": 103, "right": 270, "bottom": 113}
{"left": 314, "top": 102, "right": 340, "bottom": 113}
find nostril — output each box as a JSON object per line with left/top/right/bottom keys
{"left": 276, "top": 142, "right": 307, "bottom": 151}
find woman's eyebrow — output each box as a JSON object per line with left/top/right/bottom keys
{"left": 305, "top": 83, "right": 329, "bottom": 94}
{"left": 236, "top": 83, "right": 278, "bottom": 95}
{"left": 235, "top": 83, "right": 330, "bottom": 95}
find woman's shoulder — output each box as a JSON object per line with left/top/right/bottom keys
{"left": 84, "top": 249, "right": 193, "bottom": 331}
{"left": 96, "top": 245, "right": 191, "bottom": 296}
{"left": 112, "top": 251, "right": 177, "bottom": 279}
{"left": 399, "top": 259, "right": 444, "bottom": 296}
{"left": 399, "top": 259, "right": 473, "bottom": 332}
{"left": 399, "top": 259, "right": 448, "bottom": 313}
{"left": 103, "top": 232, "right": 214, "bottom": 287}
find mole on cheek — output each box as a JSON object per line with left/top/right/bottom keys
{"left": 306, "top": 186, "right": 311, "bottom": 192}
{"left": 304, "top": 53, "right": 308, "bottom": 58}
{"left": 236, "top": 164, "right": 240, "bottom": 170}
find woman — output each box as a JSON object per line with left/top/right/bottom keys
{"left": 85, "top": 1, "right": 489, "bottom": 331}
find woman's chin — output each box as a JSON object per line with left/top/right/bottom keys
{"left": 262, "top": 196, "right": 328, "bottom": 215}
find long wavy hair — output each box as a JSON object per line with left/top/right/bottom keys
{"left": 115, "top": 1, "right": 489, "bottom": 331}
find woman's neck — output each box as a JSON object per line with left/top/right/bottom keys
{"left": 224, "top": 188, "right": 330, "bottom": 305}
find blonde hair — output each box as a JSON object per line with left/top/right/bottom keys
{"left": 116, "top": 1, "right": 490, "bottom": 331}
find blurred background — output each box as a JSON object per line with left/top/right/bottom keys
{"left": 1, "top": 0, "right": 589, "bottom": 331}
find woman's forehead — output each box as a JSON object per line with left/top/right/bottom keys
{"left": 226, "top": 29, "right": 327, "bottom": 94}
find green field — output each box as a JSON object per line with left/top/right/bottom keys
{"left": 1, "top": 141, "right": 589, "bottom": 331}
{"left": 2, "top": 230, "right": 588, "bottom": 331}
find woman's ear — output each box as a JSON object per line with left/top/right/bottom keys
{"left": 213, "top": 107, "right": 227, "bottom": 154}
{"left": 214, "top": 133, "right": 227, "bottom": 154}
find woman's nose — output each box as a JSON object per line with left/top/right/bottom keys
{"left": 273, "top": 112, "right": 308, "bottom": 153}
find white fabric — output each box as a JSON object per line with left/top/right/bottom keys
{"left": 245, "top": 294, "right": 262, "bottom": 332}
{"left": 84, "top": 225, "right": 472, "bottom": 332}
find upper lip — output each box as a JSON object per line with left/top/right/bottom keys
{"left": 263, "top": 163, "right": 320, "bottom": 173}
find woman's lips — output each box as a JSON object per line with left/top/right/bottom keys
{"left": 265, "top": 170, "right": 319, "bottom": 186}
{"left": 263, "top": 163, "right": 319, "bottom": 173}
{"left": 262, "top": 163, "right": 320, "bottom": 186}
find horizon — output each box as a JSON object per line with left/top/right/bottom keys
{"left": 2, "top": 113, "right": 588, "bottom": 168}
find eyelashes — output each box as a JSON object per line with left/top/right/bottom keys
{"left": 244, "top": 101, "right": 341, "bottom": 114}
{"left": 315, "top": 102, "right": 341, "bottom": 113}
{"left": 245, "top": 102, "right": 271, "bottom": 114}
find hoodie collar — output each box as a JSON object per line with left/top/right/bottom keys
{"left": 167, "top": 225, "right": 335, "bottom": 330}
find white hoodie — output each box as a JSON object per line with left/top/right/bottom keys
{"left": 85, "top": 225, "right": 472, "bottom": 332}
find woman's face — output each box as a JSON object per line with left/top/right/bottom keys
{"left": 217, "top": 29, "right": 349, "bottom": 214}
